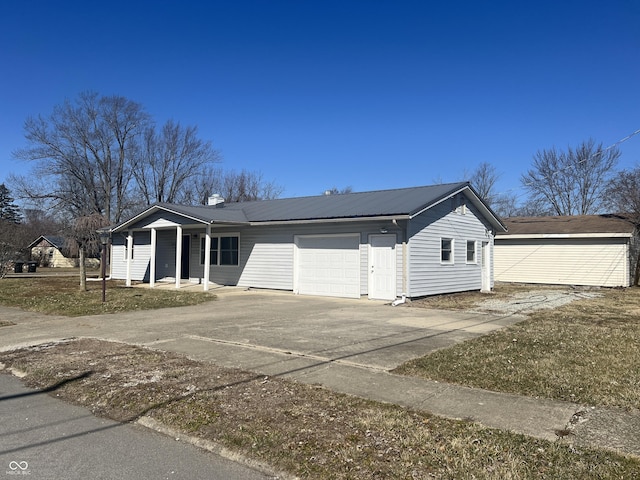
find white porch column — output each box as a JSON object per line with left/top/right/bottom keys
{"left": 150, "top": 228, "right": 157, "bottom": 288}
{"left": 125, "top": 231, "right": 133, "bottom": 287}
{"left": 175, "top": 226, "right": 183, "bottom": 288}
{"left": 203, "top": 224, "right": 211, "bottom": 291}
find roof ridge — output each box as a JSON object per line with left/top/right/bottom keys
{"left": 222, "top": 182, "right": 470, "bottom": 206}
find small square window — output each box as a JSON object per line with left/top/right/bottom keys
{"left": 441, "top": 238, "right": 453, "bottom": 264}
{"left": 466, "top": 240, "right": 476, "bottom": 263}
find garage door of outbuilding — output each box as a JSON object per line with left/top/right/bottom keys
{"left": 294, "top": 234, "right": 361, "bottom": 298}
{"left": 494, "top": 237, "right": 630, "bottom": 287}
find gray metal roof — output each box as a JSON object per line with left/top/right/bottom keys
{"left": 225, "top": 182, "right": 470, "bottom": 222}
{"left": 113, "top": 182, "right": 506, "bottom": 231}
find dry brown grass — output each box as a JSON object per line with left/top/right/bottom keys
{"left": 1, "top": 338, "right": 638, "bottom": 479}
{"left": 396, "top": 286, "right": 640, "bottom": 410}
{"left": 0, "top": 276, "right": 215, "bottom": 316}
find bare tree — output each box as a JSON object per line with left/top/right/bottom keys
{"left": 219, "top": 169, "right": 283, "bottom": 202}
{"left": 468, "top": 162, "right": 499, "bottom": 206}
{"left": 133, "top": 120, "right": 221, "bottom": 205}
{"left": 604, "top": 167, "right": 640, "bottom": 285}
{"left": 0, "top": 220, "right": 22, "bottom": 278}
{"left": 324, "top": 186, "right": 353, "bottom": 195}
{"left": 67, "top": 214, "right": 109, "bottom": 291}
{"left": 466, "top": 162, "right": 522, "bottom": 218}
{"left": 490, "top": 192, "right": 520, "bottom": 218}
{"left": 181, "top": 168, "right": 283, "bottom": 205}
{"left": 521, "top": 139, "right": 619, "bottom": 216}
{"left": 13, "top": 91, "right": 151, "bottom": 223}
{"left": 605, "top": 168, "right": 640, "bottom": 222}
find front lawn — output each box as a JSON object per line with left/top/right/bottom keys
{"left": 0, "top": 276, "right": 215, "bottom": 316}
{"left": 395, "top": 287, "right": 640, "bottom": 411}
{"left": 2, "top": 339, "right": 638, "bottom": 479}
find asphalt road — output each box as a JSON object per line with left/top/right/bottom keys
{"left": 0, "top": 374, "right": 275, "bottom": 480}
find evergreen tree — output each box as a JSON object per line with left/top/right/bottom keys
{"left": 0, "top": 184, "right": 22, "bottom": 224}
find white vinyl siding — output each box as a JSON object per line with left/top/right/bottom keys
{"left": 494, "top": 237, "right": 630, "bottom": 287}
{"left": 237, "top": 229, "right": 294, "bottom": 290}
{"left": 407, "top": 196, "right": 492, "bottom": 297}
{"left": 110, "top": 231, "right": 152, "bottom": 281}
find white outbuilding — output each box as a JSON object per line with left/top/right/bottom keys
{"left": 495, "top": 215, "right": 638, "bottom": 288}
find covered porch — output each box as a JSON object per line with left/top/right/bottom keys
{"left": 120, "top": 217, "right": 241, "bottom": 292}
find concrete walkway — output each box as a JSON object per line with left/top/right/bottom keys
{"left": 0, "top": 289, "right": 638, "bottom": 458}
{"left": 0, "top": 374, "right": 274, "bottom": 480}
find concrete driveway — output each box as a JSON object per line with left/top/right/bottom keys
{"left": 6, "top": 288, "right": 622, "bottom": 448}
{"left": 0, "top": 288, "right": 524, "bottom": 373}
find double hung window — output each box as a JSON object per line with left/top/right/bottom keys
{"left": 201, "top": 235, "right": 239, "bottom": 266}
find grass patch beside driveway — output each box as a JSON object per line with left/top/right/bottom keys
{"left": 395, "top": 287, "right": 640, "bottom": 411}
{"left": 1, "top": 338, "right": 638, "bottom": 479}
{"left": 0, "top": 277, "right": 215, "bottom": 316}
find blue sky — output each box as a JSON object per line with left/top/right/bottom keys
{"left": 1, "top": 0, "right": 639, "bottom": 203}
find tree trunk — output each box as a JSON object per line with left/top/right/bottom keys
{"left": 79, "top": 247, "right": 87, "bottom": 291}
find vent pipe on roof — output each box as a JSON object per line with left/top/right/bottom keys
{"left": 208, "top": 194, "right": 225, "bottom": 207}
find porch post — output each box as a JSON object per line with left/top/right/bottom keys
{"left": 175, "top": 226, "right": 183, "bottom": 288}
{"left": 150, "top": 228, "right": 157, "bottom": 288}
{"left": 125, "top": 231, "right": 133, "bottom": 287}
{"left": 203, "top": 224, "right": 211, "bottom": 291}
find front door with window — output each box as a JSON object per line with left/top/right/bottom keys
{"left": 369, "top": 234, "right": 397, "bottom": 300}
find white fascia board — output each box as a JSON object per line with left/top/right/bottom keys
{"left": 409, "top": 186, "right": 468, "bottom": 219}
{"left": 153, "top": 205, "right": 213, "bottom": 225}
{"left": 496, "top": 232, "right": 633, "bottom": 240}
{"left": 111, "top": 205, "right": 209, "bottom": 232}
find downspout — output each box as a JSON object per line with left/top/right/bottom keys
{"left": 392, "top": 218, "right": 408, "bottom": 306}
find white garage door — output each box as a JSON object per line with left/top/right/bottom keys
{"left": 494, "top": 238, "right": 630, "bottom": 287}
{"left": 295, "top": 234, "right": 361, "bottom": 298}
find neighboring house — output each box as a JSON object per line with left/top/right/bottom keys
{"left": 108, "top": 182, "right": 506, "bottom": 300}
{"left": 28, "top": 235, "right": 100, "bottom": 268}
{"left": 494, "top": 215, "right": 639, "bottom": 288}
{"left": 28, "top": 236, "right": 75, "bottom": 267}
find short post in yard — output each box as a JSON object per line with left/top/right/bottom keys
{"left": 98, "top": 228, "right": 111, "bottom": 303}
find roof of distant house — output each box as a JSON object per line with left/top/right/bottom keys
{"left": 498, "top": 215, "right": 635, "bottom": 236}
{"left": 27, "top": 235, "right": 66, "bottom": 249}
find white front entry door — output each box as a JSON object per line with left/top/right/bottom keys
{"left": 369, "top": 234, "right": 396, "bottom": 300}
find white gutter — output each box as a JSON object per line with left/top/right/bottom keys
{"left": 497, "top": 233, "right": 633, "bottom": 239}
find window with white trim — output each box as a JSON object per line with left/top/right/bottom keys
{"left": 441, "top": 238, "right": 454, "bottom": 264}
{"left": 466, "top": 240, "right": 476, "bottom": 263}
{"left": 200, "top": 235, "right": 239, "bottom": 266}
